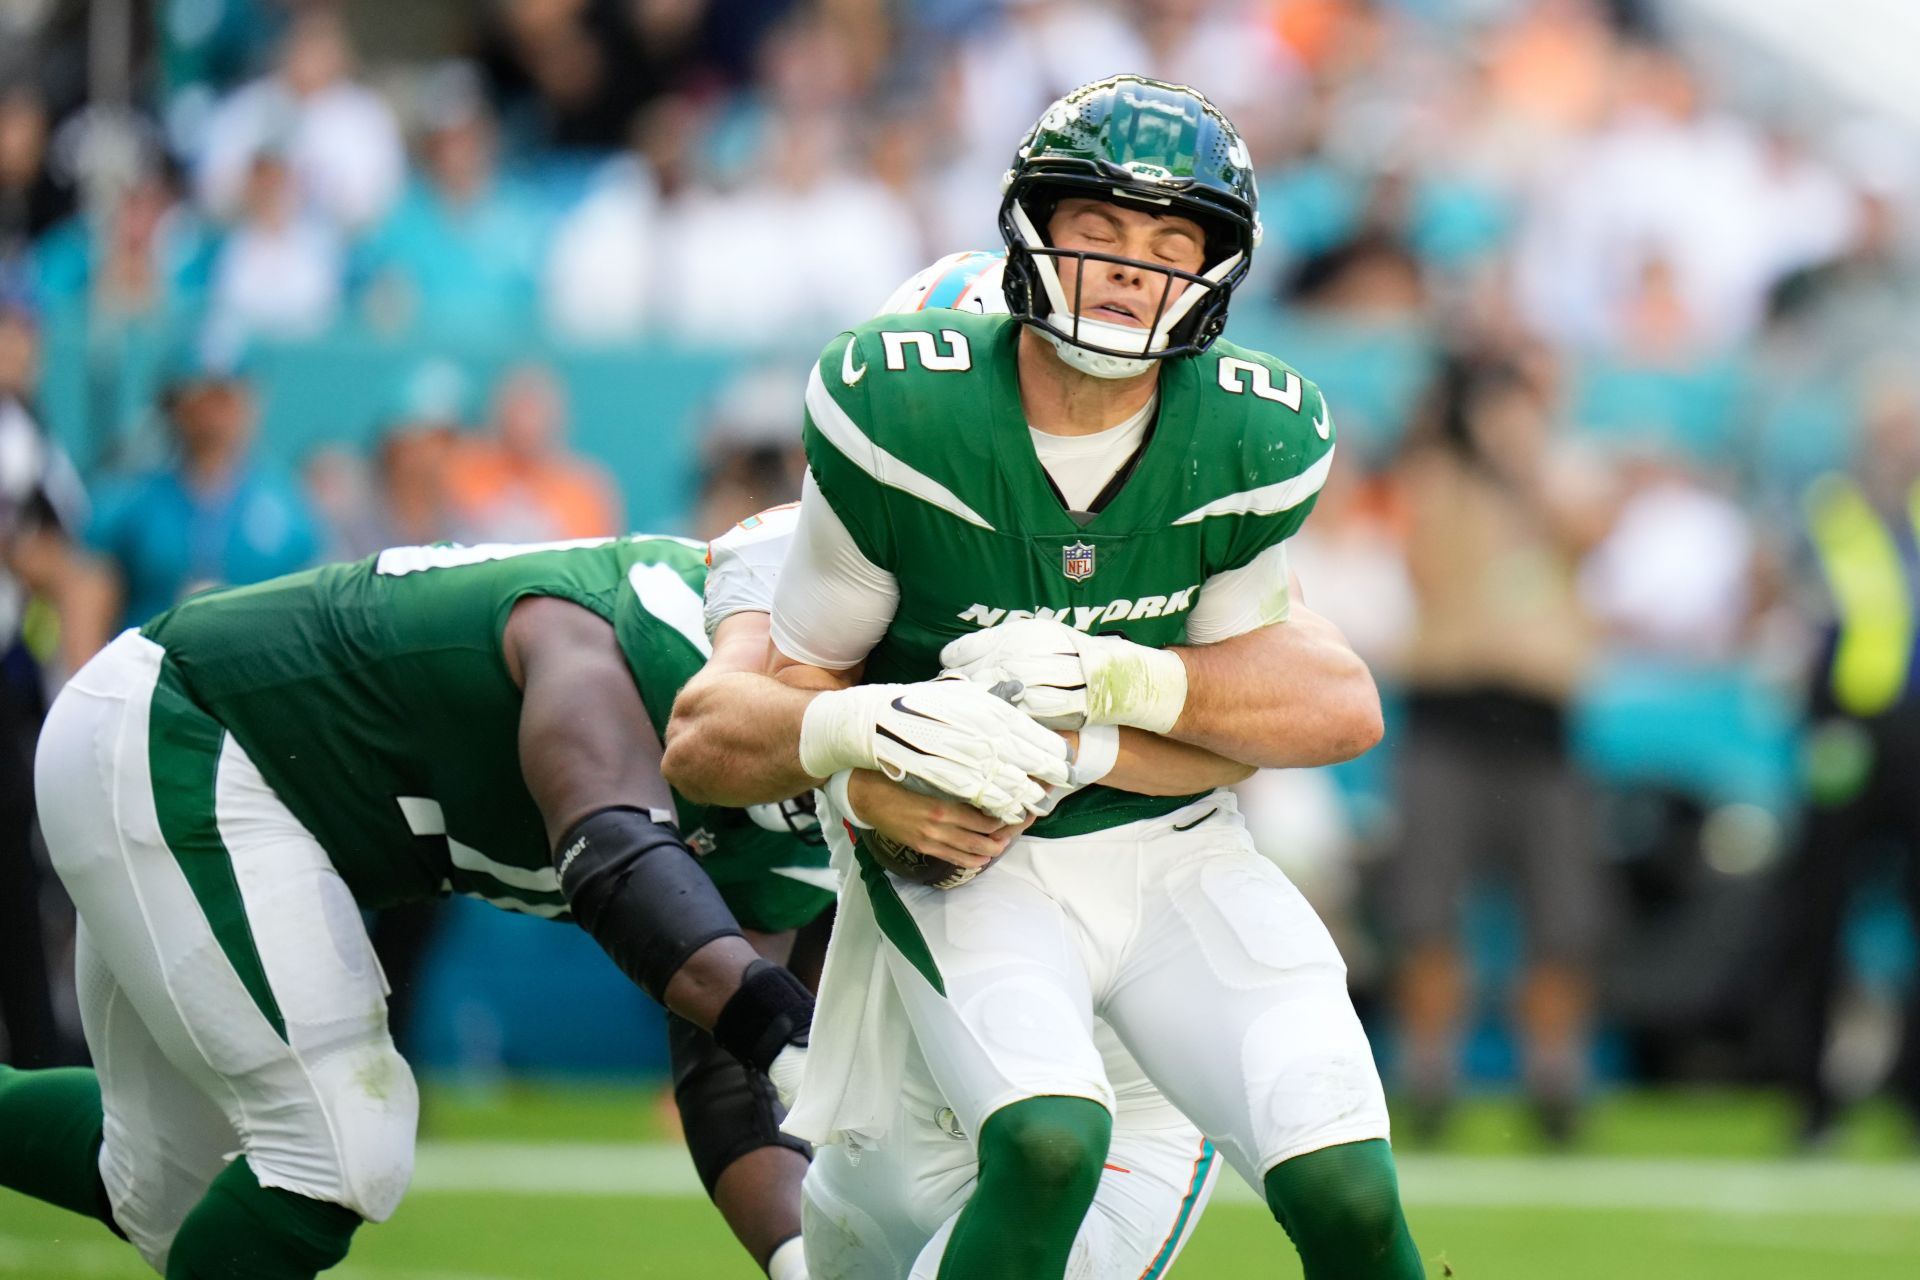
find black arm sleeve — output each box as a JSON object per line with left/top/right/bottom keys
{"left": 556, "top": 806, "right": 814, "bottom": 1072}
{"left": 554, "top": 806, "right": 744, "bottom": 1001}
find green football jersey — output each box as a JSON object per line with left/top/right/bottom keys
{"left": 141, "top": 536, "right": 831, "bottom": 931}
{"left": 803, "top": 311, "right": 1335, "bottom": 837}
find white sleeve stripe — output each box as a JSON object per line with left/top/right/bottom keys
{"left": 1170, "top": 446, "right": 1335, "bottom": 526}
{"left": 627, "top": 562, "right": 713, "bottom": 657}
{"left": 805, "top": 361, "right": 996, "bottom": 531}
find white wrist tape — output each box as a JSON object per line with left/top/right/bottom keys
{"left": 824, "top": 769, "right": 871, "bottom": 829}
{"left": 1068, "top": 724, "right": 1121, "bottom": 789}
{"left": 1087, "top": 641, "right": 1189, "bottom": 734}
{"left": 797, "top": 686, "right": 878, "bottom": 779}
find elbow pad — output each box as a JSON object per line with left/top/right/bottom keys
{"left": 554, "top": 806, "right": 744, "bottom": 1001}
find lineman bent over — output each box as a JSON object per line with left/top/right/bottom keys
{"left": 0, "top": 535, "right": 1047, "bottom": 1278}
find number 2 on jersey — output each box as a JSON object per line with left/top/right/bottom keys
{"left": 883, "top": 329, "right": 972, "bottom": 372}
{"left": 1217, "top": 357, "right": 1303, "bottom": 409}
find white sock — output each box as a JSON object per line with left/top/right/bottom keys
{"left": 768, "top": 1234, "right": 809, "bottom": 1280}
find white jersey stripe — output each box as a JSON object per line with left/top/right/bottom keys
{"left": 626, "top": 562, "right": 712, "bottom": 657}
{"left": 1169, "top": 446, "right": 1335, "bottom": 526}
{"left": 455, "top": 890, "right": 567, "bottom": 919}
{"left": 400, "top": 796, "right": 563, "bottom": 895}
{"left": 448, "top": 840, "right": 561, "bottom": 896}
{"left": 805, "top": 362, "right": 995, "bottom": 531}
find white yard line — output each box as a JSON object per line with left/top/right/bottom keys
{"left": 410, "top": 1142, "right": 1920, "bottom": 1218}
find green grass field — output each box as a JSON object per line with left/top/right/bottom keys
{"left": 3, "top": 1086, "right": 1915, "bottom": 1279}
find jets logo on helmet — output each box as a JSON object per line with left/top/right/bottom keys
{"left": 998, "top": 75, "right": 1260, "bottom": 380}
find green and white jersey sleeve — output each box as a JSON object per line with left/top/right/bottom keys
{"left": 768, "top": 470, "right": 900, "bottom": 670}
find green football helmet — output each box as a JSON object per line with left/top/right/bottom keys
{"left": 999, "top": 74, "right": 1261, "bottom": 379}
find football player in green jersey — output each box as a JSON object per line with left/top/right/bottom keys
{"left": 700, "top": 501, "right": 1243, "bottom": 1279}
{"left": 0, "top": 534, "right": 1066, "bottom": 1280}
{"left": 665, "top": 76, "right": 1423, "bottom": 1279}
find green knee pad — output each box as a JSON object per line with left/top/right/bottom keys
{"left": 1264, "top": 1138, "right": 1424, "bottom": 1279}
{"left": 936, "top": 1095, "right": 1113, "bottom": 1280}
{"left": 167, "top": 1159, "right": 363, "bottom": 1280}
{"left": 0, "top": 1065, "right": 114, "bottom": 1227}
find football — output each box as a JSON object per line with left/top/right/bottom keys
{"left": 858, "top": 776, "right": 986, "bottom": 890}
{"left": 861, "top": 825, "right": 984, "bottom": 890}
{"left": 852, "top": 677, "right": 1029, "bottom": 889}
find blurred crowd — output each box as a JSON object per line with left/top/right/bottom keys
{"left": 2, "top": 0, "right": 1919, "bottom": 1150}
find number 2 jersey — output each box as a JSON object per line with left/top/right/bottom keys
{"left": 139, "top": 536, "right": 832, "bottom": 931}
{"left": 784, "top": 308, "right": 1336, "bottom": 837}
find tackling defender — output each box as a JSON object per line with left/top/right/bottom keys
{"left": 0, "top": 534, "right": 1062, "bottom": 1279}
{"left": 665, "top": 76, "right": 1422, "bottom": 1278}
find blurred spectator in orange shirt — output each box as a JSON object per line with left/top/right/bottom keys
{"left": 1267, "top": 0, "right": 1386, "bottom": 81}
{"left": 1483, "top": 0, "right": 1615, "bottom": 138}
{"left": 446, "top": 363, "right": 621, "bottom": 541}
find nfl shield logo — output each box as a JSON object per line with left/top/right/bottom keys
{"left": 1062, "top": 541, "right": 1096, "bottom": 582}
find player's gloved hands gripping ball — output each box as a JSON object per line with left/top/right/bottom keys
{"left": 941, "top": 618, "right": 1189, "bottom": 733}
{"left": 831, "top": 768, "right": 1031, "bottom": 890}
{"left": 797, "top": 677, "right": 1070, "bottom": 826}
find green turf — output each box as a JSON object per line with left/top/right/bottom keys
{"left": 2, "top": 1087, "right": 1914, "bottom": 1279}
{"left": 413, "top": 1083, "right": 1917, "bottom": 1159}
{"left": 6, "top": 1191, "right": 1916, "bottom": 1280}
{"left": 419, "top": 1080, "right": 681, "bottom": 1145}
{"left": 1186, "top": 1202, "right": 1920, "bottom": 1280}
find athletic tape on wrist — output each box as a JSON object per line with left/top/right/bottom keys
{"left": 824, "top": 769, "right": 871, "bottom": 828}
{"left": 1119, "top": 644, "right": 1189, "bottom": 734}
{"left": 1068, "top": 724, "right": 1121, "bottom": 788}
{"left": 796, "top": 689, "right": 856, "bottom": 779}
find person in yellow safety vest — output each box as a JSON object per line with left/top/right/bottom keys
{"left": 1770, "top": 388, "right": 1920, "bottom": 1148}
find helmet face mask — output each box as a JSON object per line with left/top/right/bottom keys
{"left": 1000, "top": 75, "right": 1260, "bottom": 380}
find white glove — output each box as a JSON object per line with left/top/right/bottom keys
{"left": 797, "top": 679, "right": 1070, "bottom": 824}
{"left": 941, "top": 619, "right": 1188, "bottom": 733}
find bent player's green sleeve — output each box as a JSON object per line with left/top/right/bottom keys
{"left": 801, "top": 330, "right": 897, "bottom": 568}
